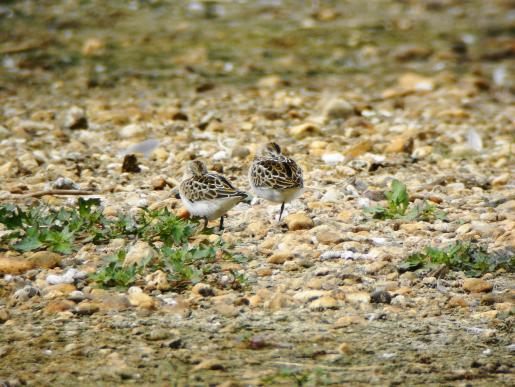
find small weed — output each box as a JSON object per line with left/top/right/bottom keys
{"left": 261, "top": 367, "right": 334, "bottom": 386}
{"left": 0, "top": 200, "right": 245, "bottom": 292}
{"left": 399, "top": 242, "right": 514, "bottom": 277}
{"left": 89, "top": 250, "right": 140, "bottom": 288}
{"left": 364, "top": 179, "right": 446, "bottom": 221}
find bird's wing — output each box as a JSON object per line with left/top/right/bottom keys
{"left": 250, "top": 157, "right": 303, "bottom": 189}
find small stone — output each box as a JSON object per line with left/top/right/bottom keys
{"left": 257, "top": 75, "right": 286, "bottom": 88}
{"left": 370, "top": 290, "right": 392, "bottom": 304}
{"left": 256, "top": 267, "right": 272, "bottom": 276}
{"left": 309, "top": 296, "right": 338, "bottom": 310}
{"left": 121, "top": 154, "right": 141, "bottom": 173}
{"left": 215, "top": 303, "right": 238, "bottom": 317}
{"left": 128, "top": 292, "right": 156, "bottom": 310}
{"left": 82, "top": 38, "right": 105, "bottom": 56}
{"left": 147, "top": 328, "right": 170, "bottom": 341}
{"left": 123, "top": 241, "right": 154, "bottom": 268}
{"left": 447, "top": 296, "right": 467, "bottom": 308}
{"left": 145, "top": 270, "right": 170, "bottom": 291}
{"left": 75, "top": 301, "right": 99, "bottom": 315}
{"left": 338, "top": 342, "right": 353, "bottom": 354}
{"left": 192, "top": 282, "right": 215, "bottom": 297}
{"left": 67, "top": 290, "right": 86, "bottom": 302}
{"left": 120, "top": 123, "right": 145, "bottom": 138}
{"left": 152, "top": 177, "right": 167, "bottom": 190}
{"left": 63, "top": 106, "right": 88, "bottom": 130}
{"left": 398, "top": 73, "right": 435, "bottom": 91}
{"left": 267, "top": 293, "right": 290, "bottom": 310}
{"left": 385, "top": 135, "right": 414, "bottom": 154}
{"left": 51, "top": 177, "right": 80, "bottom": 190}
{"left": 193, "top": 359, "right": 225, "bottom": 371}
{"left": 267, "top": 251, "right": 293, "bottom": 264}
{"left": 0, "top": 254, "right": 33, "bottom": 274}
{"left": 314, "top": 226, "right": 343, "bottom": 245}
{"left": 334, "top": 315, "right": 363, "bottom": 327}
{"left": 323, "top": 98, "right": 354, "bottom": 121}
{"left": 289, "top": 123, "right": 320, "bottom": 139}
{"left": 11, "top": 286, "right": 40, "bottom": 303}
{"left": 345, "top": 292, "right": 371, "bottom": 304}
{"left": 27, "top": 251, "right": 62, "bottom": 269}
{"left": 45, "top": 300, "right": 75, "bottom": 314}
{"left": 463, "top": 278, "right": 493, "bottom": 293}
{"left": 284, "top": 213, "right": 314, "bottom": 231}
{"left": 0, "top": 309, "right": 11, "bottom": 323}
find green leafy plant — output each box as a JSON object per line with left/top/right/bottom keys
{"left": 90, "top": 250, "right": 139, "bottom": 288}
{"left": 1, "top": 200, "right": 244, "bottom": 292}
{"left": 399, "top": 242, "right": 514, "bottom": 277}
{"left": 364, "top": 179, "right": 446, "bottom": 221}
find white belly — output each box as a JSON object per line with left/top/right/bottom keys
{"left": 251, "top": 186, "right": 303, "bottom": 203}
{"left": 180, "top": 195, "right": 243, "bottom": 220}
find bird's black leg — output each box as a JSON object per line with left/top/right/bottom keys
{"left": 219, "top": 216, "right": 224, "bottom": 231}
{"left": 278, "top": 202, "right": 285, "bottom": 222}
{"left": 203, "top": 216, "right": 208, "bottom": 230}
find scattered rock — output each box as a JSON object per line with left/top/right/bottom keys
{"left": 46, "top": 269, "right": 86, "bottom": 285}
{"left": 121, "top": 154, "right": 141, "bottom": 173}
{"left": 370, "top": 290, "right": 392, "bottom": 304}
{"left": 309, "top": 296, "right": 338, "bottom": 310}
{"left": 144, "top": 270, "right": 169, "bottom": 291}
{"left": 193, "top": 359, "right": 225, "bottom": 371}
{"left": 289, "top": 123, "right": 320, "bottom": 139}
{"left": 323, "top": 98, "right": 354, "bottom": 121}
{"left": 120, "top": 123, "right": 145, "bottom": 138}
{"left": 267, "top": 251, "right": 293, "bottom": 264}
{"left": 463, "top": 278, "right": 493, "bottom": 293}
{"left": 335, "top": 315, "right": 364, "bottom": 328}
{"left": 123, "top": 241, "right": 154, "bottom": 268}
{"left": 75, "top": 301, "right": 100, "bottom": 315}
{"left": 128, "top": 292, "right": 156, "bottom": 310}
{"left": 398, "top": 73, "right": 435, "bottom": 92}
{"left": 314, "top": 226, "right": 343, "bottom": 245}
{"left": 0, "top": 309, "right": 11, "bottom": 323}
{"left": 0, "top": 254, "right": 33, "bottom": 274}
{"left": 27, "top": 251, "right": 62, "bottom": 269}
{"left": 63, "top": 106, "right": 88, "bottom": 130}
{"left": 284, "top": 213, "right": 314, "bottom": 231}
{"left": 45, "top": 299, "right": 75, "bottom": 314}
{"left": 192, "top": 283, "right": 215, "bottom": 297}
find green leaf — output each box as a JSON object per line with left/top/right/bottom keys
{"left": 44, "top": 228, "right": 74, "bottom": 254}
{"left": 13, "top": 227, "right": 43, "bottom": 251}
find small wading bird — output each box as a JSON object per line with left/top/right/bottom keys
{"left": 179, "top": 160, "right": 247, "bottom": 231}
{"left": 248, "top": 142, "right": 304, "bottom": 221}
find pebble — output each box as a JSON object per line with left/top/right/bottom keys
{"left": 75, "top": 301, "right": 100, "bottom": 315}
{"left": 267, "top": 251, "right": 293, "bottom": 264}
{"left": 463, "top": 278, "right": 493, "bottom": 293}
{"left": 289, "top": 123, "right": 320, "bottom": 139}
{"left": 46, "top": 269, "right": 86, "bottom": 285}
{"left": 284, "top": 213, "right": 314, "bottom": 231}
{"left": 120, "top": 124, "right": 146, "bottom": 138}
{"left": 370, "top": 290, "right": 392, "bottom": 304}
{"left": 193, "top": 359, "right": 225, "bottom": 371}
{"left": 192, "top": 282, "right": 215, "bottom": 297}
{"left": 309, "top": 296, "right": 338, "bottom": 310}
{"left": 128, "top": 292, "right": 156, "bottom": 310}
{"left": 27, "top": 251, "right": 62, "bottom": 269}
{"left": 123, "top": 241, "right": 154, "bottom": 268}
{"left": 63, "top": 106, "right": 88, "bottom": 130}
{"left": 323, "top": 98, "right": 354, "bottom": 121}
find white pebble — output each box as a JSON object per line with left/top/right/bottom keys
{"left": 322, "top": 152, "right": 344, "bottom": 165}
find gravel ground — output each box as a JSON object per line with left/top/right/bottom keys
{"left": 0, "top": 1, "right": 514, "bottom": 385}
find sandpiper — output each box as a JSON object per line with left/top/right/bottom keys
{"left": 179, "top": 160, "right": 247, "bottom": 231}
{"left": 248, "top": 142, "right": 304, "bottom": 221}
